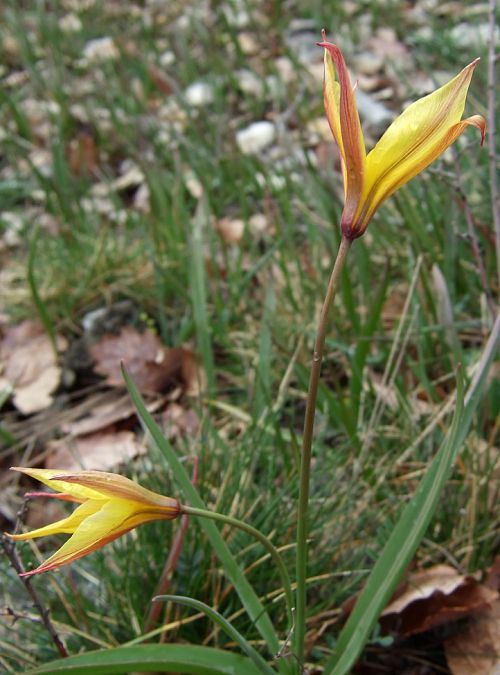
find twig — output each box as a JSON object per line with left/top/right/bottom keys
{"left": 488, "top": 0, "right": 500, "bottom": 289}
{"left": 453, "top": 181, "right": 496, "bottom": 318}
{"left": 2, "top": 535, "right": 68, "bottom": 658}
{"left": 144, "top": 458, "right": 199, "bottom": 635}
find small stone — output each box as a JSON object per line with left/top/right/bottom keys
{"left": 275, "top": 57, "right": 295, "bottom": 84}
{"left": 236, "top": 69, "right": 264, "bottom": 97}
{"left": 265, "top": 75, "right": 285, "bottom": 99}
{"left": 307, "top": 117, "right": 332, "bottom": 142}
{"left": 134, "top": 183, "right": 150, "bottom": 213}
{"left": 236, "top": 121, "right": 276, "bottom": 154}
{"left": 112, "top": 163, "right": 144, "bottom": 191}
{"left": 0, "top": 212, "right": 23, "bottom": 248}
{"left": 184, "top": 81, "right": 215, "bottom": 107}
{"left": 450, "top": 22, "right": 497, "bottom": 48}
{"left": 353, "top": 52, "right": 384, "bottom": 76}
{"left": 248, "top": 213, "right": 269, "bottom": 236}
{"left": 59, "top": 13, "right": 82, "bottom": 32}
{"left": 304, "top": 61, "right": 324, "bottom": 86}
{"left": 82, "top": 37, "right": 119, "bottom": 64}
{"left": 183, "top": 170, "right": 204, "bottom": 198}
{"left": 256, "top": 172, "right": 286, "bottom": 191}
{"left": 216, "top": 217, "right": 245, "bottom": 244}
{"left": 222, "top": 3, "right": 250, "bottom": 28}
{"left": 356, "top": 90, "right": 394, "bottom": 135}
{"left": 237, "top": 32, "right": 259, "bottom": 55}
{"left": 159, "top": 50, "right": 175, "bottom": 67}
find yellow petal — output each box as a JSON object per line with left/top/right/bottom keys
{"left": 359, "top": 59, "right": 485, "bottom": 229}
{"left": 51, "top": 470, "right": 179, "bottom": 512}
{"left": 21, "top": 499, "right": 137, "bottom": 576}
{"left": 11, "top": 467, "right": 105, "bottom": 502}
{"left": 319, "top": 34, "right": 366, "bottom": 234}
{"left": 7, "top": 500, "right": 102, "bottom": 541}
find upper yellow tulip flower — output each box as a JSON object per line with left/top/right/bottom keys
{"left": 8, "top": 467, "right": 180, "bottom": 576}
{"left": 318, "top": 32, "right": 486, "bottom": 240}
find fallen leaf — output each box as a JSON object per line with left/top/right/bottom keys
{"left": 445, "top": 599, "right": 500, "bottom": 675}
{"left": 60, "top": 392, "right": 166, "bottom": 437}
{"left": 90, "top": 327, "right": 205, "bottom": 396}
{"left": 162, "top": 402, "right": 200, "bottom": 440}
{"left": 445, "top": 557, "right": 500, "bottom": 674}
{"left": 46, "top": 430, "right": 144, "bottom": 472}
{"left": 0, "top": 321, "right": 67, "bottom": 415}
{"left": 66, "top": 127, "right": 98, "bottom": 176}
{"left": 380, "top": 565, "right": 498, "bottom": 637}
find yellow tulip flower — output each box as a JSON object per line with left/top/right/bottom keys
{"left": 318, "top": 32, "right": 486, "bottom": 239}
{"left": 8, "top": 467, "right": 180, "bottom": 576}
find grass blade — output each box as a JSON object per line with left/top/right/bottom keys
{"left": 324, "top": 308, "right": 499, "bottom": 675}
{"left": 25, "top": 644, "right": 263, "bottom": 675}
{"left": 121, "top": 365, "right": 283, "bottom": 663}
{"left": 191, "top": 197, "right": 216, "bottom": 393}
{"left": 324, "top": 366, "right": 468, "bottom": 675}
{"left": 155, "top": 595, "right": 276, "bottom": 674}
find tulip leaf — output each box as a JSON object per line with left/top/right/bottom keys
{"left": 323, "top": 314, "right": 499, "bottom": 675}
{"left": 122, "top": 366, "right": 284, "bottom": 667}
{"left": 155, "top": 595, "right": 276, "bottom": 675}
{"left": 25, "top": 644, "right": 263, "bottom": 674}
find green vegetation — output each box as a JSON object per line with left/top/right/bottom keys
{"left": 0, "top": 1, "right": 497, "bottom": 673}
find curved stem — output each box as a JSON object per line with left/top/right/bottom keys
{"left": 294, "top": 235, "right": 352, "bottom": 666}
{"left": 181, "top": 504, "right": 294, "bottom": 633}
{"left": 153, "top": 594, "right": 276, "bottom": 674}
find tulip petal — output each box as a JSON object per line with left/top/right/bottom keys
{"left": 319, "top": 35, "right": 366, "bottom": 230}
{"left": 359, "top": 59, "right": 485, "bottom": 229}
{"left": 11, "top": 467, "right": 104, "bottom": 502}
{"left": 20, "top": 499, "right": 137, "bottom": 576}
{"left": 51, "top": 470, "right": 179, "bottom": 512}
{"left": 7, "top": 500, "right": 102, "bottom": 541}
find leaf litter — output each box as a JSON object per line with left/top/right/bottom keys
{"left": 0, "top": 320, "right": 67, "bottom": 415}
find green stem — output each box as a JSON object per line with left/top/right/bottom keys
{"left": 181, "top": 504, "right": 294, "bottom": 633}
{"left": 153, "top": 595, "right": 276, "bottom": 674}
{"left": 294, "top": 236, "right": 352, "bottom": 666}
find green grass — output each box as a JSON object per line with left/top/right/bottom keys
{"left": 0, "top": 0, "right": 497, "bottom": 673}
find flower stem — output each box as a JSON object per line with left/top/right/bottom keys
{"left": 181, "top": 504, "right": 294, "bottom": 633}
{"left": 294, "top": 235, "right": 352, "bottom": 667}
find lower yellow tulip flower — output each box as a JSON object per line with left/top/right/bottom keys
{"left": 7, "top": 467, "right": 180, "bottom": 576}
{"left": 318, "top": 31, "right": 486, "bottom": 240}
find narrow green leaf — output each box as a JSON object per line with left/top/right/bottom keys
{"left": 324, "top": 368, "right": 466, "bottom": 675}
{"left": 324, "top": 314, "right": 499, "bottom": 674}
{"left": 122, "top": 366, "right": 283, "bottom": 663}
{"left": 27, "top": 227, "right": 58, "bottom": 355}
{"left": 349, "top": 270, "right": 389, "bottom": 421}
{"left": 191, "top": 197, "right": 216, "bottom": 393}
{"left": 156, "top": 595, "right": 276, "bottom": 674}
{"left": 25, "top": 644, "right": 262, "bottom": 675}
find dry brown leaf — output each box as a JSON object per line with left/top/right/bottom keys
{"left": 445, "top": 598, "right": 500, "bottom": 674}
{"left": 162, "top": 402, "right": 200, "bottom": 440}
{"left": 0, "top": 320, "right": 67, "bottom": 414}
{"left": 89, "top": 327, "right": 205, "bottom": 397}
{"left": 445, "top": 557, "right": 500, "bottom": 674}
{"left": 60, "top": 392, "right": 167, "bottom": 437}
{"left": 46, "top": 430, "right": 145, "bottom": 472}
{"left": 66, "top": 128, "right": 98, "bottom": 176}
{"left": 380, "top": 565, "right": 498, "bottom": 637}
{"left": 180, "top": 348, "right": 207, "bottom": 397}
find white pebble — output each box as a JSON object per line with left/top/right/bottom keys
{"left": 236, "top": 121, "right": 276, "bottom": 154}
{"left": 184, "top": 82, "right": 215, "bottom": 107}
{"left": 82, "top": 37, "right": 119, "bottom": 64}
